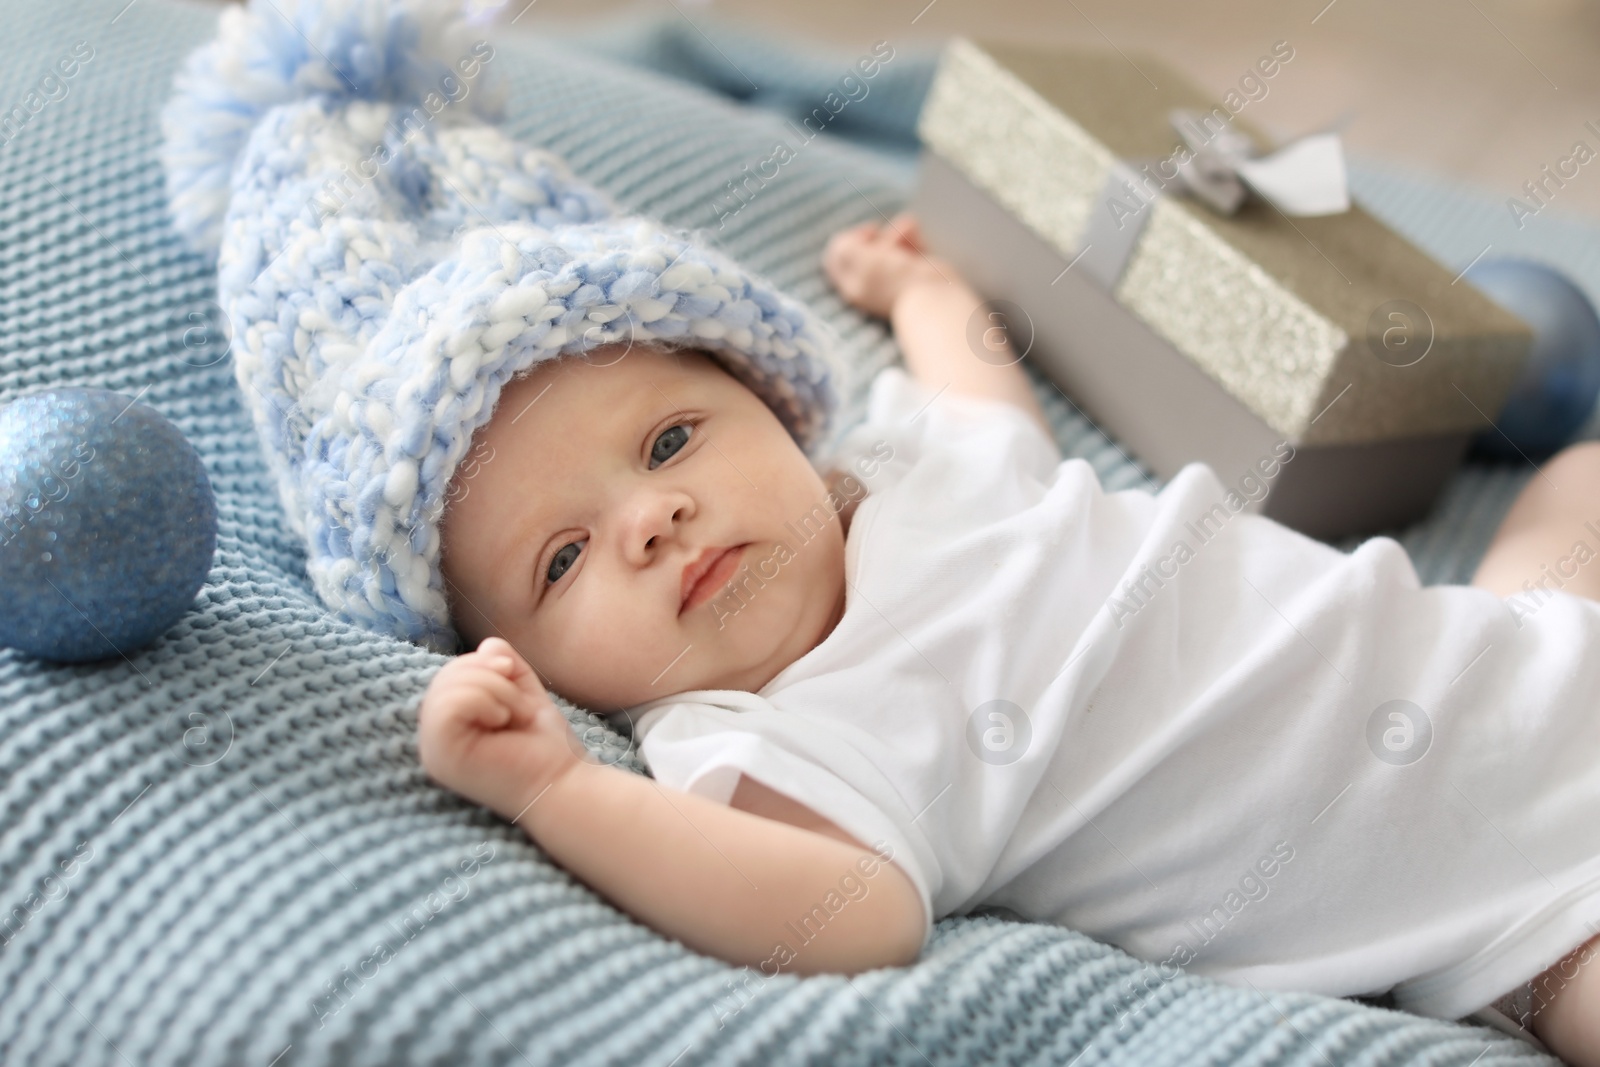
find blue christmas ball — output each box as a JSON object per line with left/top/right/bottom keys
{"left": 1465, "top": 258, "right": 1600, "bottom": 461}
{"left": 0, "top": 388, "right": 217, "bottom": 662}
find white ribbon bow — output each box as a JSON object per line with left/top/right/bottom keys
{"left": 1168, "top": 108, "right": 1350, "bottom": 217}
{"left": 1074, "top": 111, "right": 1351, "bottom": 290}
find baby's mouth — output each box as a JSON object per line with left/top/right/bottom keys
{"left": 680, "top": 544, "right": 748, "bottom": 615}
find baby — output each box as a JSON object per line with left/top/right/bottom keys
{"left": 151, "top": 0, "right": 1593, "bottom": 1057}
{"left": 417, "top": 213, "right": 1600, "bottom": 1062}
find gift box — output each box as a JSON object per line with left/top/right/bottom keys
{"left": 911, "top": 38, "right": 1533, "bottom": 539}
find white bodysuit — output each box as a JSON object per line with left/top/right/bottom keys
{"left": 620, "top": 365, "right": 1600, "bottom": 1021}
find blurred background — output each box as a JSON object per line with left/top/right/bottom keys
{"left": 464, "top": 0, "right": 1600, "bottom": 220}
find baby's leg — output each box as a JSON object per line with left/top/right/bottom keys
{"left": 1470, "top": 442, "right": 1600, "bottom": 1062}
{"left": 1471, "top": 441, "right": 1600, "bottom": 603}
{"left": 1526, "top": 935, "right": 1600, "bottom": 1066}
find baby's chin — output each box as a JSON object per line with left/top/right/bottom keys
{"left": 570, "top": 652, "right": 778, "bottom": 716}
{"left": 596, "top": 671, "right": 748, "bottom": 714}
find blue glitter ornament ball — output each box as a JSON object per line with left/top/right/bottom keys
{"left": 0, "top": 388, "right": 217, "bottom": 662}
{"left": 1465, "top": 259, "right": 1600, "bottom": 461}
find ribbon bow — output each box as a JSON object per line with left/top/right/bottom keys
{"left": 1168, "top": 109, "right": 1350, "bottom": 217}
{"left": 1076, "top": 111, "right": 1350, "bottom": 290}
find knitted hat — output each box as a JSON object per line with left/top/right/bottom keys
{"left": 159, "top": 0, "right": 843, "bottom": 654}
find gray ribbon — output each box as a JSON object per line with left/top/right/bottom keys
{"left": 1076, "top": 110, "right": 1350, "bottom": 290}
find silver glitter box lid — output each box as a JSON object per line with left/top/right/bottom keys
{"left": 916, "top": 38, "right": 1532, "bottom": 447}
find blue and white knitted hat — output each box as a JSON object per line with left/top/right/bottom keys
{"left": 159, "top": 0, "right": 842, "bottom": 654}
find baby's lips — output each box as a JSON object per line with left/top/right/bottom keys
{"left": 680, "top": 544, "right": 748, "bottom": 615}
{"left": 678, "top": 544, "right": 721, "bottom": 613}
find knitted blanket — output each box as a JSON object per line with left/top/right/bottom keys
{"left": 0, "top": 1, "right": 1582, "bottom": 1063}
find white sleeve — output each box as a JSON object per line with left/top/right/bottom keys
{"left": 822, "top": 365, "right": 1061, "bottom": 489}
{"left": 632, "top": 696, "right": 940, "bottom": 952}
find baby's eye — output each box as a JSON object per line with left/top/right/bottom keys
{"left": 547, "top": 539, "right": 585, "bottom": 585}
{"left": 649, "top": 424, "right": 693, "bottom": 469}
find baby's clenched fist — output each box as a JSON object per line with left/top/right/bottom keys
{"left": 417, "top": 636, "right": 585, "bottom": 824}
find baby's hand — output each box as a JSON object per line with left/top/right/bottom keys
{"left": 417, "top": 636, "right": 584, "bottom": 823}
{"left": 822, "top": 210, "right": 951, "bottom": 320}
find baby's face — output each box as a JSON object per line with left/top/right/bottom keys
{"left": 439, "top": 344, "right": 847, "bottom": 714}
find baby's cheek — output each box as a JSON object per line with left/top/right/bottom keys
{"left": 559, "top": 591, "right": 660, "bottom": 693}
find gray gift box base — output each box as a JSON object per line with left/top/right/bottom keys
{"left": 912, "top": 149, "right": 1471, "bottom": 542}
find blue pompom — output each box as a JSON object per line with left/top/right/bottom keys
{"left": 1465, "top": 258, "right": 1600, "bottom": 461}
{"left": 0, "top": 389, "right": 217, "bottom": 663}
{"left": 159, "top": 0, "right": 507, "bottom": 261}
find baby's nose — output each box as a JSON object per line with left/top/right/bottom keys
{"left": 622, "top": 491, "right": 693, "bottom": 562}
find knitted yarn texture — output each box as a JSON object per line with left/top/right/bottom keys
{"left": 159, "top": 0, "right": 843, "bottom": 654}
{"left": 0, "top": 0, "right": 1578, "bottom": 1059}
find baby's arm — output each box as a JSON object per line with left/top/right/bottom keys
{"left": 417, "top": 638, "right": 926, "bottom": 974}
{"left": 823, "top": 211, "right": 1055, "bottom": 444}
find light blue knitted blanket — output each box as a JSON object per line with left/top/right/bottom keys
{"left": 1, "top": 2, "right": 1587, "bottom": 1063}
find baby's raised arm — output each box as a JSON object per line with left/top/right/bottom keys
{"left": 823, "top": 212, "right": 1055, "bottom": 445}
{"left": 417, "top": 638, "right": 926, "bottom": 975}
